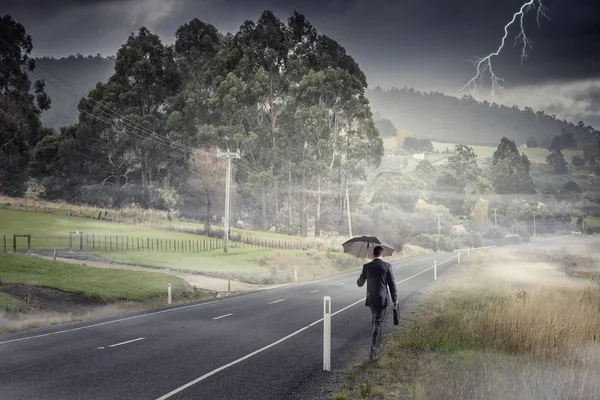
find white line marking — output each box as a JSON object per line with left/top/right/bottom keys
{"left": 310, "top": 290, "right": 319, "bottom": 293}
{"left": 212, "top": 313, "right": 233, "bottom": 320}
{"left": 155, "top": 325, "right": 313, "bottom": 400}
{"left": 155, "top": 257, "right": 459, "bottom": 399}
{"left": 108, "top": 337, "right": 145, "bottom": 348}
{"left": 335, "top": 282, "right": 346, "bottom": 286}
{"left": 268, "top": 299, "right": 285, "bottom": 304}
{"left": 0, "top": 252, "right": 449, "bottom": 347}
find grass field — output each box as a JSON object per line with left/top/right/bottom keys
{"left": 335, "top": 243, "right": 600, "bottom": 399}
{"left": 0, "top": 253, "right": 188, "bottom": 302}
{"left": 0, "top": 209, "right": 208, "bottom": 240}
{"left": 382, "top": 138, "right": 584, "bottom": 165}
{"left": 0, "top": 197, "right": 309, "bottom": 245}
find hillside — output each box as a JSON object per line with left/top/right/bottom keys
{"left": 33, "top": 55, "right": 115, "bottom": 130}
{"left": 367, "top": 87, "right": 599, "bottom": 148}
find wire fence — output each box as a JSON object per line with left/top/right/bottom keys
{"left": 2, "top": 233, "right": 304, "bottom": 254}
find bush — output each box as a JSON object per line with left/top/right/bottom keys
{"left": 412, "top": 234, "right": 457, "bottom": 252}
{"left": 526, "top": 136, "right": 538, "bottom": 148}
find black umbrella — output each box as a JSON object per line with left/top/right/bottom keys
{"left": 341, "top": 236, "right": 395, "bottom": 259}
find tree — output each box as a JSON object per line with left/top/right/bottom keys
{"left": 583, "top": 140, "right": 600, "bottom": 167}
{"left": 447, "top": 144, "right": 479, "bottom": 191}
{"left": 373, "top": 115, "right": 396, "bottom": 137}
{"left": 182, "top": 149, "right": 227, "bottom": 234}
{"left": 546, "top": 149, "right": 568, "bottom": 174}
{"left": 0, "top": 15, "right": 51, "bottom": 196}
{"left": 572, "top": 155, "right": 585, "bottom": 168}
{"left": 471, "top": 198, "right": 490, "bottom": 233}
{"left": 491, "top": 137, "right": 535, "bottom": 194}
{"left": 549, "top": 132, "right": 577, "bottom": 151}
{"left": 526, "top": 136, "right": 538, "bottom": 148}
{"left": 36, "top": 27, "right": 186, "bottom": 208}
{"left": 414, "top": 159, "right": 436, "bottom": 186}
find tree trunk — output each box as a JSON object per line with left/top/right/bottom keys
{"left": 288, "top": 160, "right": 293, "bottom": 232}
{"left": 274, "top": 175, "right": 279, "bottom": 232}
{"left": 262, "top": 181, "right": 268, "bottom": 231}
{"left": 314, "top": 178, "right": 321, "bottom": 237}
{"left": 205, "top": 190, "right": 212, "bottom": 235}
{"left": 301, "top": 172, "right": 307, "bottom": 237}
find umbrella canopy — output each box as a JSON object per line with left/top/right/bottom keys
{"left": 342, "top": 236, "right": 395, "bottom": 259}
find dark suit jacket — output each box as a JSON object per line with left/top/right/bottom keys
{"left": 357, "top": 258, "right": 397, "bottom": 308}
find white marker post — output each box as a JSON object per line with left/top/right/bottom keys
{"left": 434, "top": 260, "right": 437, "bottom": 281}
{"left": 167, "top": 283, "right": 172, "bottom": 305}
{"left": 457, "top": 251, "right": 461, "bottom": 264}
{"left": 323, "top": 296, "right": 331, "bottom": 372}
{"left": 294, "top": 267, "right": 298, "bottom": 283}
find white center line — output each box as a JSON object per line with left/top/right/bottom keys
{"left": 268, "top": 299, "right": 285, "bottom": 304}
{"left": 212, "top": 313, "right": 233, "bottom": 320}
{"left": 108, "top": 337, "right": 145, "bottom": 348}
{"left": 310, "top": 290, "right": 319, "bottom": 293}
{"left": 335, "top": 282, "right": 346, "bottom": 286}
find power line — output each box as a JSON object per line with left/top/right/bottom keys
{"left": 0, "top": 36, "right": 195, "bottom": 154}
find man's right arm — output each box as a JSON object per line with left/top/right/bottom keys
{"left": 387, "top": 265, "right": 398, "bottom": 304}
{"left": 357, "top": 265, "right": 366, "bottom": 287}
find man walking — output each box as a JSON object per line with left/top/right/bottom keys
{"left": 357, "top": 245, "right": 398, "bottom": 361}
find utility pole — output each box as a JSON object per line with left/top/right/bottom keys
{"left": 435, "top": 213, "right": 442, "bottom": 235}
{"left": 345, "top": 185, "right": 352, "bottom": 237}
{"left": 217, "top": 149, "right": 241, "bottom": 253}
{"left": 533, "top": 210, "right": 536, "bottom": 238}
{"left": 492, "top": 208, "right": 498, "bottom": 227}
{"left": 434, "top": 213, "right": 442, "bottom": 252}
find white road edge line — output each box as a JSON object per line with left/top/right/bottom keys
{"left": 212, "top": 314, "right": 233, "bottom": 320}
{"left": 268, "top": 299, "right": 285, "bottom": 304}
{"left": 154, "top": 255, "right": 458, "bottom": 400}
{"left": 310, "top": 290, "right": 319, "bottom": 293}
{"left": 108, "top": 337, "right": 145, "bottom": 348}
{"left": 335, "top": 282, "right": 346, "bottom": 286}
{"left": 0, "top": 253, "right": 449, "bottom": 347}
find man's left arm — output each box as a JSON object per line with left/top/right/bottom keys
{"left": 387, "top": 263, "right": 398, "bottom": 304}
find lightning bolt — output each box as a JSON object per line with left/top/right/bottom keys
{"left": 461, "top": 0, "right": 548, "bottom": 99}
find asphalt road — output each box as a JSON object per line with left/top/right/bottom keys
{"left": 0, "top": 251, "right": 465, "bottom": 399}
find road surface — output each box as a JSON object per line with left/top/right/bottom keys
{"left": 0, "top": 251, "right": 460, "bottom": 399}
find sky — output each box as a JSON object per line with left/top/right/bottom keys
{"left": 3, "top": 0, "right": 600, "bottom": 127}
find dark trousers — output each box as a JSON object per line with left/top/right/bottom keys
{"left": 369, "top": 306, "right": 387, "bottom": 360}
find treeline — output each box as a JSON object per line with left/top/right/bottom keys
{"left": 1, "top": 12, "right": 383, "bottom": 237}
{"left": 367, "top": 87, "right": 599, "bottom": 148}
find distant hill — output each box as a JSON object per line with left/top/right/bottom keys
{"left": 32, "top": 55, "right": 115, "bottom": 130}
{"left": 366, "top": 87, "right": 599, "bottom": 148}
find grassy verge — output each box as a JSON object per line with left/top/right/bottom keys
{"left": 0, "top": 292, "right": 25, "bottom": 312}
{"left": 335, "top": 243, "right": 600, "bottom": 399}
{"left": 0, "top": 253, "right": 188, "bottom": 302}
{"left": 100, "top": 247, "right": 364, "bottom": 284}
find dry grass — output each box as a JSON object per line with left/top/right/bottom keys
{"left": 336, "top": 242, "right": 600, "bottom": 400}
{"left": 0, "top": 294, "right": 214, "bottom": 335}
{"left": 0, "top": 194, "right": 176, "bottom": 225}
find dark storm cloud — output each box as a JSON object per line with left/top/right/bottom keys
{"left": 2, "top": 0, "right": 600, "bottom": 123}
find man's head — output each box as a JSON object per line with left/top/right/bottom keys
{"left": 373, "top": 245, "right": 384, "bottom": 258}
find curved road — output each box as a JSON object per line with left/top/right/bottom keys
{"left": 1, "top": 252, "right": 458, "bottom": 399}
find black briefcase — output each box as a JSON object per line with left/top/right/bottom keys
{"left": 393, "top": 305, "right": 399, "bottom": 325}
